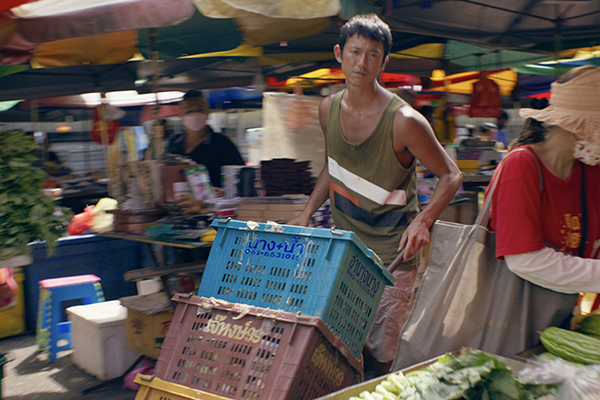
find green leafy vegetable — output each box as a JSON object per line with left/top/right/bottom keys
{"left": 0, "top": 130, "right": 73, "bottom": 260}
{"left": 350, "top": 351, "right": 556, "bottom": 400}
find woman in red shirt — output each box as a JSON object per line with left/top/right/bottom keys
{"left": 486, "top": 66, "right": 600, "bottom": 294}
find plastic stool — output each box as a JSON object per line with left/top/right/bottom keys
{"left": 36, "top": 274, "right": 105, "bottom": 362}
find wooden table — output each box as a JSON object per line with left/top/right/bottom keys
{"left": 99, "top": 231, "right": 211, "bottom": 250}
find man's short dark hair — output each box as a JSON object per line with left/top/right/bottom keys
{"left": 339, "top": 14, "right": 392, "bottom": 62}
{"left": 182, "top": 89, "right": 204, "bottom": 102}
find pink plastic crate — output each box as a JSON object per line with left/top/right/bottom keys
{"left": 155, "top": 294, "right": 363, "bottom": 400}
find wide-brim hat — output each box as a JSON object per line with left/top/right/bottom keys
{"left": 519, "top": 67, "right": 600, "bottom": 145}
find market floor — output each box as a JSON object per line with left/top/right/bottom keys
{"left": 1, "top": 333, "right": 137, "bottom": 400}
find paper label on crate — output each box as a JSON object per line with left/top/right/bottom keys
{"left": 245, "top": 236, "right": 305, "bottom": 260}
{"left": 346, "top": 255, "right": 380, "bottom": 299}
{"left": 310, "top": 343, "right": 346, "bottom": 387}
{"left": 203, "top": 314, "right": 265, "bottom": 343}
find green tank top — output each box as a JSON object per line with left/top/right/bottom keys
{"left": 327, "top": 90, "right": 420, "bottom": 268}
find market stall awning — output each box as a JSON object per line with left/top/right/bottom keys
{"left": 1, "top": 0, "right": 600, "bottom": 102}
{"left": 266, "top": 68, "right": 418, "bottom": 91}
{"left": 423, "top": 69, "right": 518, "bottom": 96}
{"left": 0, "top": 0, "right": 195, "bottom": 66}
{"left": 383, "top": 0, "right": 600, "bottom": 54}
{"left": 0, "top": 0, "right": 339, "bottom": 67}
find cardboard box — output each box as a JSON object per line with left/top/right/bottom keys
{"left": 120, "top": 293, "right": 174, "bottom": 359}
{"left": 267, "top": 203, "right": 307, "bottom": 212}
{"left": 237, "top": 210, "right": 265, "bottom": 220}
{"left": 237, "top": 202, "right": 269, "bottom": 212}
{"left": 162, "top": 165, "right": 191, "bottom": 203}
{"left": 236, "top": 208, "right": 303, "bottom": 223}
{"left": 108, "top": 209, "right": 165, "bottom": 235}
{"left": 125, "top": 308, "right": 173, "bottom": 359}
{"left": 236, "top": 195, "right": 308, "bottom": 223}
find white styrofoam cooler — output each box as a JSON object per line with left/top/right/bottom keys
{"left": 67, "top": 300, "right": 139, "bottom": 381}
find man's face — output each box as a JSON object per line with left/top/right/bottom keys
{"left": 180, "top": 97, "right": 209, "bottom": 116}
{"left": 334, "top": 34, "right": 388, "bottom": 87}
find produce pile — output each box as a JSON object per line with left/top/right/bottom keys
{"left": 518, "top": 315, "right": 600, "bottom": 399}
{"left": 540, "top": 315, "right": 600, "bottom": 365}
{"left": 348, "top": 351, "right": 557, "bottom": 400}
{"left": 0, "top": 130, "right": 72, "bottom": 260}
{"left": 349, "top": 315, "right": 600, "bottom": 400}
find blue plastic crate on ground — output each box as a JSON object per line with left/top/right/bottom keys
{"left": 198, "top": 218, "right": 395, "bottom": 358}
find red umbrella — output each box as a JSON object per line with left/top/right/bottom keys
{"left": 0, "top": 0, "right": 194, "bottom": 65}
{"left": 11, "top": 0, "right": 193, "bottom": 43}
{"left": 0, "top": 0, "right": 34, "bottom": 14}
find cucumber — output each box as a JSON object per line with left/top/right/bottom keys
{"left": 540, "top": 326, "right": 600, "bottom": 365}
{"left": 580, "top": 314, "right": 600, "bottom": 337}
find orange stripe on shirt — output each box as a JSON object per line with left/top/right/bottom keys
{"left": 330, "top": 180, "right": 359, "bottom": 206}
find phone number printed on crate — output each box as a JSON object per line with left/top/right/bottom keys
{"left": 346, "top": 255, "right": 380, "bottom": 299}
{"left": 245, "top": 237, "right": 305, "bottom": 261}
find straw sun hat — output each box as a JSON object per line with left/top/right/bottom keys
{"left": 519, "top": 67, "right": 600, "bottom": 145}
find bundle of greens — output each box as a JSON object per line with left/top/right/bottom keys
{"left": 0, "top": 130, "right": 72, "bottom": 260}
{"left": 349, "top": 351, "right": 557, "bottom": 400}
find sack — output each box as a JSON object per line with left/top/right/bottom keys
{"left": 391, "top": 148, "right": 579, "bottom": 370}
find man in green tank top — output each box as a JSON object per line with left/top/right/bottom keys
{"left": 289, "top": 14, "right": 462, "bottom": 377}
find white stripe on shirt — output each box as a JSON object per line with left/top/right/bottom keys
{"left": 328, "top": 157, "right": 407, "bottom": 206}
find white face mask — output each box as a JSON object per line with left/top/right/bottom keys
{"left": 574, "top": 139, "right": 600, "bottom": 166}
{"left": 182, "top": 113, "right": 207, "bottom": 131}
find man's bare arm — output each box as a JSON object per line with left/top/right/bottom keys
{"left": 394, "top": 106, "right": 463, "bottom": 259}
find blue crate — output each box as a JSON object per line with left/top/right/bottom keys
{"left": 198, "top": 219, "right": 395, "bottom": 358}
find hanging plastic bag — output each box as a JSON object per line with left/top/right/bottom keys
{"left": 122, "top": 364, "right": 154, "bottom": 391}
{"left": 0, "top": 267, "right": 18, "bottom": 308}
{"left": 518, "top": 356, "right": 600, "bottom": 400}
{"left": 66, "top": 205, "right": 95, "bottom": 235}
{"left": 90, "top": 198, "right": 118, "bottom": 233}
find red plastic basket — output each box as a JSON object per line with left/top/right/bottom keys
{"left": 155, "top": 294, "right": 363, "bottom": 400}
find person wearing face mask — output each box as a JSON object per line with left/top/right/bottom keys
{"left": 166, "top": 90, "right": 245, "bottom": 188}
{"left": 485, "top": 65, "right": 600, "bottom": 297}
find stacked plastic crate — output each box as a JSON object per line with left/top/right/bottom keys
{"left": 149, "top": 218, "right": 395, "bottom": 400}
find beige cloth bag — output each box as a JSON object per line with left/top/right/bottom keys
{"left": 392, "top": 148, "right": 579, "bottom": 370}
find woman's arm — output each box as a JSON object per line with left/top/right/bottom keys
{"left": 506, "top": 246, "right": 600, "bottom": 293}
